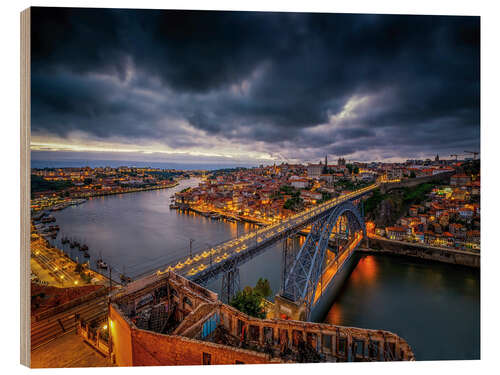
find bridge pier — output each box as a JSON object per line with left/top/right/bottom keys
{"left": 273, "top": 294, "right": 307, "bottom": 321}
{"left": 220, "top": 266, "right": 240, "bottom": 304}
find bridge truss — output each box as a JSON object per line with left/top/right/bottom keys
{"left": 281, "top": 200, "right": 365, "bottom": 320}
{"left": 172, "top": 186, "right": 375, "bottom": 303}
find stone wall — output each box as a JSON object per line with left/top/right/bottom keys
{"left": 131, "top": 326, "right": 276, "bottom": 366}
{"left": 215, "top": 303, "right": 415, "bottom": 362}
{"left": 109, "top": 303, "right": 134, "bottom": 366}
{"left": 380, "top": 171, "right": 454, "bottom": 194}
{"left": 362, "top": 237, "right": 480, "bottom": 268}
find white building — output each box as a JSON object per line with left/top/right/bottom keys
{"left": 307, "top": 164, "right": 323, "bottom": 179}
{"left": 290, "top": 178, "right": 308, "bottom": 189}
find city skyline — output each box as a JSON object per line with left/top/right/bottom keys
{"left": 31, "top": 9, "right": 479, "bottom": 166}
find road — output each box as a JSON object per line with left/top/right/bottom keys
{"left": 31, "top": 294, "right": 108, "bottom": 351}
{"left": 313, "top": 231, "right": 363, "bottom": 303}
{"left": 154, "top": 183, "right": 379, "bottom": 279}
{"left": 367, "top": 233, "right": 480, "bottom": 255}
{"left": 31, "top": 236, "right": 107, "bottom": 287}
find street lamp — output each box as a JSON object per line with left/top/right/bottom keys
{"left": 189, "top": 239, "right": 195, "bottom": 258}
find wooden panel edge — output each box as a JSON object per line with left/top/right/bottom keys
{"left": 20, "top": 6, "right": 31, "bottom": 368}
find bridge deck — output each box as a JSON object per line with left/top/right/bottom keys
{"left": 313, "top": 231, "right": 363, "bottom": 304}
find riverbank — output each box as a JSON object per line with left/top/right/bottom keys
{"left": 31, "top": 235, "right": 109, "bottom": 286}
{"left": 31, "top": 234, "right": 119, "bottom": 287}
{"left": 360, "top": 236, "right": 480, "bottom": 268}
{"left": 180, "top": 205, "right": 268, "bottom": 226}
{"left": 32, "top": 181, "right": 180, "bottom": 212}
{"left": 74, "top": 181, "right": 180, "bottom": 199}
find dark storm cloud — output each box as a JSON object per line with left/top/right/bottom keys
{"left": 31, "top": 7, "right": 480, "bottom": 162}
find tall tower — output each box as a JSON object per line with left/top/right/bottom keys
{"left": 325, "top": 154, "right": 328, "bottom": 168}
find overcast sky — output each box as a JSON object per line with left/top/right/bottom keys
{"left": 30, "top": 8, "right": 480, "bottom": 166}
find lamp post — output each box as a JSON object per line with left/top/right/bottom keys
{"left": 189, "top": 239, "right": 195, "bottom": 258}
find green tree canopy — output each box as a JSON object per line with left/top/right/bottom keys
{"left": 254, "top": 277, "right": 272, "bottom": 298}
{"left": 230, "top": 288, "right": 266, "bottom": 319}
{"left": 229, "top": 278, "right": 273, "bottom": 318}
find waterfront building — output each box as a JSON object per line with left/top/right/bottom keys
{"left": 385, "top": 226, "right": 407, "bottom": 241}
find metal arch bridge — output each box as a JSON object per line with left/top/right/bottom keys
{"left": 280, "top": 200, "right": 365, "bottom": 319}
{"left": 154, "top": 183, "right": 379, "bottom": 293}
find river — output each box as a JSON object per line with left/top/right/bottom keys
{"left": 324, "top": 253, "right": 480, "bottom": 360}
{"left": 49, "top": 178, "right": 480, "bottom": 360}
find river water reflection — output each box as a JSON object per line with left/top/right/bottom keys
{"left": 324, "top": 253, "right": 480, "bottom": 360}
{"left": 50, "top": 180, "right": 479, "bottom": 360}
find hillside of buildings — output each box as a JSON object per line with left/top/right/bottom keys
{"left": 366, "top": 164, "right": 480, "bottom": 251}
{"left": 365, "top": 183, "right": 437, "bottom": 227}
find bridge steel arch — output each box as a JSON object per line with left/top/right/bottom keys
{"left": 281, "top": 200, "right": 365, "bottom": 319}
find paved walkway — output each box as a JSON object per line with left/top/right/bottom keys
{"left": 31, "top": 235, "right": 109, "bottom": 288}
{"left": 31, "top": 332, "right": 113, "bottom": 368}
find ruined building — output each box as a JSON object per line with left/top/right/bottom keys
{"left": 108, "top": 271, "right": 415, "bottom": 366}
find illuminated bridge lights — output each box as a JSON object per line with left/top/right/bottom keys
{"left": 152, "top": 183, "right": 379, "bottom": 279}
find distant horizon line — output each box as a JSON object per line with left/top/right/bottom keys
{"left": 30, "top": 157, "right": 473, "bottom": 171}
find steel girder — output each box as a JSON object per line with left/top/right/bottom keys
{"left": 220, "top": 265, "right": 240, "bottom": 304}
{"left": 281, "top": 201, "right": 365, "bottom": 316}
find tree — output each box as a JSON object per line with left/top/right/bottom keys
{"left": 410, "top": 171, "right": 416, "bottom": 178}
{"left": 230, "top": 278, "right": 273, "bottom": 318}
{"left": 284, "top": 197, "right": 303, "bottom": 211}
{"left": 230, "top": 288, "right": 266, "bottom": 319}
{"left": 254, "top": 278, "right": 272, "bottom": 298}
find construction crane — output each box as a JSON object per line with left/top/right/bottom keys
{"left": 464, "top": 151, "right": 479, "bottom": 160}
{"left": 450, "top": 154, "right": 464, "bottom": 161}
